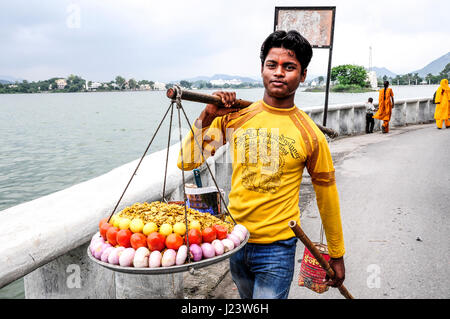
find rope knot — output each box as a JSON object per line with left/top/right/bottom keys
{"left": 173, "top": 85, "right": 183, "bottom": 109}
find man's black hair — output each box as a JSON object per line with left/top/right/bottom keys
{"left": 368, "top": 97, "right": 373, "bottom": 102}
{"left": 260, "top": 30, "right": 313, "bottom": 73}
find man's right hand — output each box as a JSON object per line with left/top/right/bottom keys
{"left": 196, "top": 91, "right": 240, "bottom": 128}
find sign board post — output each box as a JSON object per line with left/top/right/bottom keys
{"left": 274, "top": 6, "right": 336, "bottom": 127}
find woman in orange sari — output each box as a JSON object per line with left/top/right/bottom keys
{"left": 373, "top": 81, "right": 394, "bottom": 133}
{"left": 434, "top": 79, "right": 450, "bottom": 129}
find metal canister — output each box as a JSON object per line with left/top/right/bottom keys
{"left": 298, "top": 242, "right": 330, "bottom": 294}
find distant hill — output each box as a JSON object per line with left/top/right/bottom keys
{"left": 181, "top": 74, "right": 261, "bottom": 83}
{"left": 363, "top": 52, "right": 450, "bottom": 79}
{"left": 0, "top": 75, "right": 26, "bottom": 84}
{"left": 368, "top": 67, "right": 397, "bottom": 79}
{"left": 411, "top": 52, "right": 450, "bottom": 77}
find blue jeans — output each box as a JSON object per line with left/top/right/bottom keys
{"left": 229, "top": 237, "right": 298, "bottom": 299}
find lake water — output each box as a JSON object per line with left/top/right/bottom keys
{"left": 0, "top": 85, "right": 437, "bottom": 298}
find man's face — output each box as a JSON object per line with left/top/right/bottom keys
{"left": 261, "top": 47, "right": 307, "bottom": 100}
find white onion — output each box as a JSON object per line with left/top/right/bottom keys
{"left": 176, "top": 245, "right": 188, "bottom": 265}
{"left": 119, "top": 248, "right": 135, "bottom": 267}
{"left": 201, "top": 243, "right": 216, "bottom": 259}
{"left": 100, "top": 246, "right": 115, "bottom": 263}
{"left": 149, "top": 251, "right": 162, "bottom": 268}
{"left": 227, "top": 233, "right": 240, "bottom": 247}
{"left": 211, "top": 239, "right": 224, "bottom": 256}
{"left": 221, "top": 238, "right": 235, "bottom": 252}
{"left": 94, "top": 242, "right": 111, "bottom": 260}
{"left": 90, "top": 237, "right": 105, "bottom": 255}
{"left": 133, "top": 247, "right": 150, "bottom": 268}
{"left": 189, "top": 244, "right": 203, "bottom": 262}
{"left": 90, "top": 232, "right": 103, "bottom": 245}
{"left": 161, "top": 249, "right": 176, "bottom": 267}
{"left": 108, "top": 247, "right": 125, "bottom": 265}
{"left": 231, "top": 229, "right": 245, "bottom": 242}
{"left": 233, "top": 224, "right": 248, "bottom": 237}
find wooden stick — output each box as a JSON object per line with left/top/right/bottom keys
{"left": 289, "top": 220, "right": 354, "bottom": 299}
{"left": 166, "top": 87, "right": 339, "bottom": 139}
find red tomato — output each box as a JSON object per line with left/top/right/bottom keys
{"left": 130, "top": 233, "right": 148, "bottom": 250}
{"left": 147, "top": 232, "right": 166, "bottom": 251}
{"left": 186, "top": 228, "right": 202, "bottom": 245}
{"left": 100, "top": 222, "right": 112, "bottom": 240}
{"left": 106, "top": 226, "right": 119, "bottom": 246}
{"left": 116, "top": 229, "right": 132, "bottom": 248}
{"left": 99, "top": 217, "right": 108, "bottom": 229}
{"left": 202, "top": 227, "right": 216, "bottom": 243}
{"left": 166, "top": 233, "right": 183, "bottom": 250}
{"left": 213, "top": 224, "right": 228, "bottom": 240}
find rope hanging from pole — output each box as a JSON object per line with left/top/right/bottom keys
{"left": 106, "top": 85, "right": 237, "bottom": 261}
{"left": 171, "top": 85, "right": 237, "bottom": 225}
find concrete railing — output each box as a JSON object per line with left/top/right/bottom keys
{"left": 306, "top": 97, "right": 435, "bottom": 135}
{"left": 0, "top": 97, "right": 434, "bottom": 298}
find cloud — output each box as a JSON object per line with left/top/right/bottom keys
{"left": 0, "top": 0, "right": 448, "bottom": 82}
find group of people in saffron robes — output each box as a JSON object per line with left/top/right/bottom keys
{"left": 366, "top": 79, "right": 450, "bottom": 133}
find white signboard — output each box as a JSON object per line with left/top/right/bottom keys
{"left": 275, "top": 7, "right": 335, "bottom": 48}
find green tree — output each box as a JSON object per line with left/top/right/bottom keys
{"left": 318, "top": 76, "right": 324, "bottom": 85}
{"left": 65, "top": 74, "right": 86, "bottom": 92}
{"left": 19, "top": 80, "right": 31, "bottom": 93}
{"left": 180, "top": 80, "right": 192, "bottom": 89}
{"left": 115, "top": 76, "right": 126, "bottom": 90}
{"left": 425, "top": 73, "right": 434, "bottom": 84}
{"left": 331, "top": 64, "right": 368, "bottom": 87}
{"left": 128, "top": 78, "right": 137, "bottom": 90}
{"left": 439, "top": 63, "right": 450, "bottom": 81}
{"left": 412, "top": 73, "right": 422, "bottom": 85}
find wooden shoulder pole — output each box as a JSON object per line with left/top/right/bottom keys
{"left": 166, "top": 87, "right": 338, "bottom": 139}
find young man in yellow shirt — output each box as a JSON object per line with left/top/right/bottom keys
{"left": 178, "top": 30, "right": 345, "bottom": 299}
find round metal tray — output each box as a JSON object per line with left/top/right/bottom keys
{"left": 87, "top": 232, "right": 249, "bottom": 275}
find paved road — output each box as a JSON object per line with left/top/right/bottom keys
{"left": 208, "top": 123, "right": 450, "bottom": 299}
{"left": 290, "top": 123, "right": 450, "bottom": 299}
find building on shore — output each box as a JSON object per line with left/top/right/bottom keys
{"left": 153, "top": 81, "right": 166, "bottom": 90}
{"left": 139, "top": 84, "right": 152, "bottom": 91}
{"left": 367, "top": 71, "right": 378, "bottom": 89}
{"left": 55, "top": 79, "right": 67, "bottom": 90}
{"left": 89, "top": 82, "right": 102, "bottom": 91}
{"left": 210, "top": 79, "right": 242, "bottom": 86}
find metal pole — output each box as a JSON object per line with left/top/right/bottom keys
{"left": 323, "top": 47, "right": 333, "bottom": 127}
{"left": 323, "top": 7, "right": 336, "bottom": 127}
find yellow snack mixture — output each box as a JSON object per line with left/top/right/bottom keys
{"left": 116, "top": 201, "right": 233, "bottom": 233}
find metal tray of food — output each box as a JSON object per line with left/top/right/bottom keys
{"left": 87, "top": 232, "right": 249, "bottom": 275}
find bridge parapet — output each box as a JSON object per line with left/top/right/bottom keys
{"left": 307, "top": 97, "right": 434, "bottom": 135}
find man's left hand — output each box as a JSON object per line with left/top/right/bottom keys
{"left": 324, "top": 256, "right": 345, "bottom": 287}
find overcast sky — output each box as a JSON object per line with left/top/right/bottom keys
{"left": 1, "top": 0, "right": 449, "bottom": 83}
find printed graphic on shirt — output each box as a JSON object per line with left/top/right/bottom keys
{"left": 234, "top": 127, "right": 300, "bottom": 194}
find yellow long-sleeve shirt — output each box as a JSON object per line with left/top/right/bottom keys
{"left": 177, "top": 100, "right": 345, "bottom": 258}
